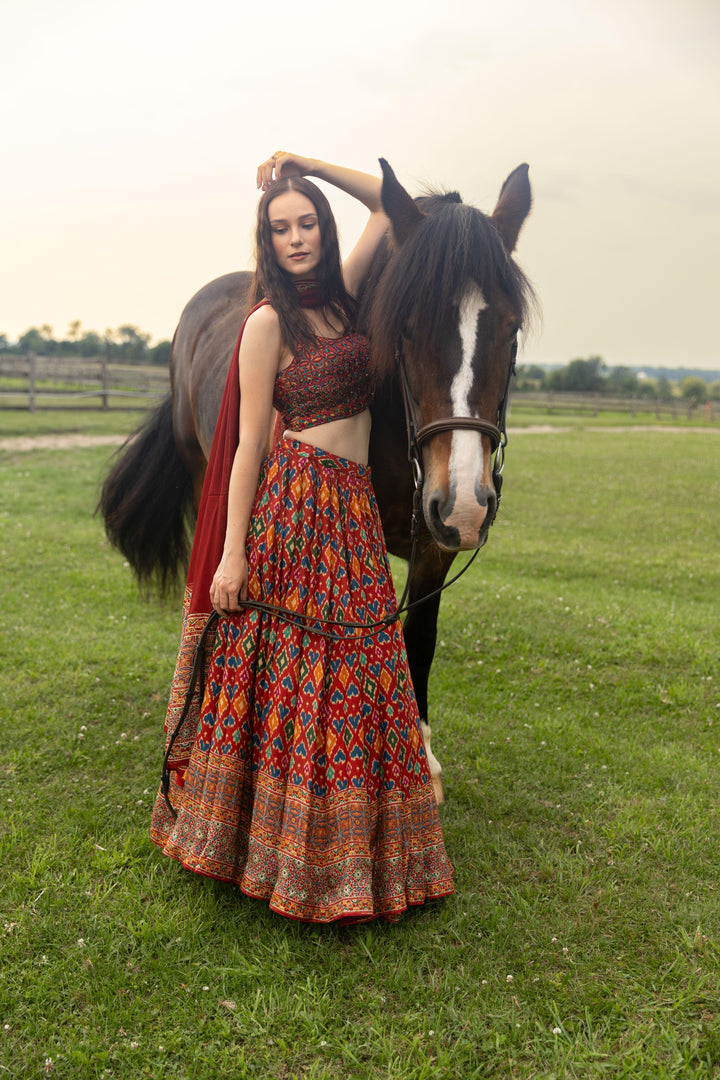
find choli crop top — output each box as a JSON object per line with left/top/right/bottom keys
{"left": 272, "top": 331, "right": 374, "bottom": 431}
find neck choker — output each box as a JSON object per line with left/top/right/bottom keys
{"left": 295, "top": 280, "right": 323, "bottom": 309}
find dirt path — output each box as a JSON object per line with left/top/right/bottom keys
{"left": 0, "top": 433, "right": 128, "bottom": 452}
{"left": 1, "top": 425, "right": 718, "bottom": 454}
{"left": 511, "top": 425, "right": 720, "bottom": 435}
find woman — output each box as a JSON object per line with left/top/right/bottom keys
{"left": 150, "top": 152, "right": 453, "bottom": 923}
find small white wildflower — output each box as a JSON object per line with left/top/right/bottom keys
{"left": 120, "top": 732, "right": 127, "bottom": 740}
{"left": 130, "top": 1041, "right": 139, "bottom": 1049}
{"left": 552, "top": 1026, "right": 562, "bottom": 1035}
{"left": 481, "top": 979, "right": 488, "bottom": 985}
{"left": 77, "top": 938, "right": 85, "bottom": 947}
{"left": 320, "top": 1040, "right": 327, "bottom": 1047}
{"left": 551, "top": 936, "right": 558, "bottom": 943}
{"left": 78, "top": 732, "right": 85, "bottom": 740}
{"left": 3, "top": 1024, "right": 10, "bottom": 1030}
{"left": 562, "top": 947, "right": 569, "bottom": 955}
{"left": 506, "top": 974, "right": 513, "bottom": 982}
{"left": 203, "top": 985, "right": 210, "bottom": 991}
{"left": 159, "top": 1045, "right": 164, "bottom": 1051}
{"left": 80, "top": 725, "right": 87, "bottom": 732}
{"left": 429, "top": 1029, "right": 435, "bottom": 1036}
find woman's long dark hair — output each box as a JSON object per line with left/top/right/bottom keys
{"left": 252, "top": 176, "right": 357, "bottom": 348}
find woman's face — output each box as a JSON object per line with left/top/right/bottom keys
{"left": 268, "top": 190, "right": 322, "bottom": 279}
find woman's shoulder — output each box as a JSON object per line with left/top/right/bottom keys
{"left": 236, "top": 302, "right": 285, "bottom": 373}
{"left": 240, "top": 302, "right": 283, "bottom": 349}
{"left": 244, "top": 301, "right": 280, "bottom": 334}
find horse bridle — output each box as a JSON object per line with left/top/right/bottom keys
{"left": 396, "top": 339, "right": 515, "bottom": 530}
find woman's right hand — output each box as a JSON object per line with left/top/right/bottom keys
{"left": 210, "top": 552, "right": 248, "bottom": 614}
{"left": 256, "top": 151, "right": 317, "bottom": 191}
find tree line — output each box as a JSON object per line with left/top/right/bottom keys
{"left": 2, "top": 329, "right": 718, "bottom": 402}
{"left": 0, "top": 323, "right": 172, "bottom": 365}
{"left": 516, "top": 356, "right": 720, "bottom": 403}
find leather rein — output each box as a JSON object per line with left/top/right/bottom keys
{"left": 214, "top": 343, "right": 515, "bottom": 644}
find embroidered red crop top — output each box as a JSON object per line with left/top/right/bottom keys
{"left": 273, "top": 332, "right": 374, "bottom": 431}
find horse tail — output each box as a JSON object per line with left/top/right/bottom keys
{"left": 98, "top": 394, "right": 194, "bottom": 594}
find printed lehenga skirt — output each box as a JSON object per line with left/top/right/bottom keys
{"left": 150, "top": 438, "right": 453, "bottom": 923}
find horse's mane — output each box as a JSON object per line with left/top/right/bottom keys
{"left": 359, "top": 190, "right": 536, "bottom": 381}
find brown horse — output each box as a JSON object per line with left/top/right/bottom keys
{"left": 100, "top": 160, "right": 534, "bottom": 799}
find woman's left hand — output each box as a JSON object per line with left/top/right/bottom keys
{"left": 256, "top": 151, "right": 317, "bottom": 191}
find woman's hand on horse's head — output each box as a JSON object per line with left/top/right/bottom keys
{"left": 256, "top": 152, "right": 317, "bottom": 191}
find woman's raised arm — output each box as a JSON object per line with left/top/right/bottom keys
{"left": 256, "top": 151, "right": 389, "bottom": 297}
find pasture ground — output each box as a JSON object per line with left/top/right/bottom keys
{"left": 1, "top": 410, "right": 719, "bottom": 1079}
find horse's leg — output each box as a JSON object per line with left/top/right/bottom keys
{"left": 402, "top": 545, "right": 457, "bottom": 805}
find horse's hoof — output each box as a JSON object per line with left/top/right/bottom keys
{"left": 432, "top": 774, "right": 445, "bottom": 806}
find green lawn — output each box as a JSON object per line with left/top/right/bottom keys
{"left": 1, "top": 415, "right": 719, "bottom": 1078}
{"left": 0, "top": 408, "right": 147, "bottom": 439}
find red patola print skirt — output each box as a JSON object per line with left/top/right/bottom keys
{"left": 150, "top": 439, "right": 453, "bottom": 922}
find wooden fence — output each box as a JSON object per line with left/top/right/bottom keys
{"left": 510, "top": 390, "right": 719, "bottom": 424}
{"left": 0, "top": 353, "right": 169, "bottom": 411}
{"left": 2, "top": 355, "right": 718, "bottom": 424}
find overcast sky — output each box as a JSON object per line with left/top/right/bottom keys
{"left": 2, "top": 0, "right": 718, "bottom": 370}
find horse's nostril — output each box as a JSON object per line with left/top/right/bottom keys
{"left": 427, "top": 493, "right": 443, "bottom": 527}
{"left": 475, "top": 482, "right": 496, "bottom": 515}
{"left": 425, "top": 491, "right": 461, "bottom": 550}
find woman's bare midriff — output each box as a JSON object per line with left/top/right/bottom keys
{"left": 284, "top": 409, "right": 372, "bottom": 465}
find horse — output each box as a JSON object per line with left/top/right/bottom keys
{"left": 99, "top": 159, "right": 534, "bottom": 802}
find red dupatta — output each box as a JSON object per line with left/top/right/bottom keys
{"left": 185, "top": 300, "right": 270, "bottom": 617}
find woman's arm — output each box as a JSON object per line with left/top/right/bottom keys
{"left": 256, "top": 151, "right": 389, "bottom": 297}
{"left": 209, "top": 305, "right": 281, "bottom": 614}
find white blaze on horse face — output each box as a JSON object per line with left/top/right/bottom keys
{"left": 445, "top": 284, "right": 489, "bottom": 538}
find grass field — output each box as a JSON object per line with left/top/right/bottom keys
{"left": 1, "top": 411, "right": 719, "bottom": 1079}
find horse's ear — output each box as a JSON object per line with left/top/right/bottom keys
{"left": 491, "top": 164, "right": 532, "bottom": 252}
{"left": 379, "top": 158, "right": 424, "bottom": 246}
